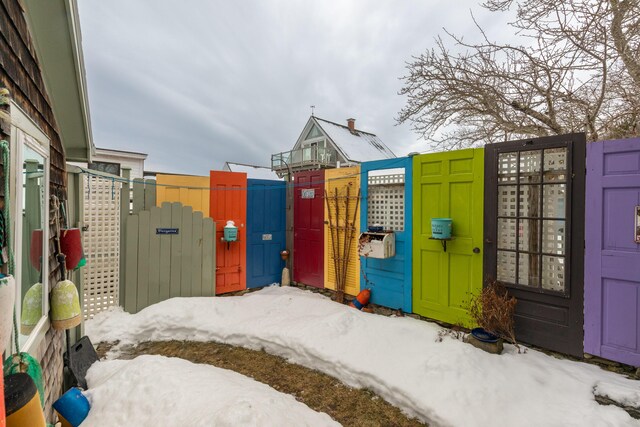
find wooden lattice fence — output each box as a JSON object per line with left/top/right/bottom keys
{"left": 79, "top": 171, "right": 122, "bottom": 320}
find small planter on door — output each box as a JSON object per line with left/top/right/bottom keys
{"left": 359, "top": 232, "right": 395, "bottom": 259}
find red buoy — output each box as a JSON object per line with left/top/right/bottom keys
{"left": 59, "top": 228, "right": 83, "bottom": 270}
{"left": 349, "top": 289, "right": 371, "bottom": 310}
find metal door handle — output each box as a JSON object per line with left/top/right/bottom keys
{"left": 473, "top": 247, "right": 480, "bottom": 254}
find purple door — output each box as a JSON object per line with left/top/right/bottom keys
{"left": 585, "top": 138, "right": 640, "bottom": 366}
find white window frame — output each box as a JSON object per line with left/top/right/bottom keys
{"left": 8, "top": 101, "right": 51, "bottom": 356}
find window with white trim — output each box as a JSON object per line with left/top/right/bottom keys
{"left": 9, "top": 103, "right": 50, "bottom": 352}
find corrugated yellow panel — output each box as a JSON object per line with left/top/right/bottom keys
{"left": 156, "top": 174, "right": 210, "bottom": 217}
{"left": 324, "top": 167, "right": 360, "bottom": 296}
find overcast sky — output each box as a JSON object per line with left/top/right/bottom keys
{"left": 78, "top": 1, "right": 505, "bottom": 175}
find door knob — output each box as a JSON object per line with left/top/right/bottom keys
{"left": 473, "top": 247, "right": 481, "bottom": 254}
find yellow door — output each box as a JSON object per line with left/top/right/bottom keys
{"left": 324, "top": 167, "right": 360, "bottom": 296}
{"left": 156, "top": 174, "right": 210, "bottom": 217}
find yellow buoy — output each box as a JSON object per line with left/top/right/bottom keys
{"left": 4, "top": 373, "right": 46, "bottom": 427}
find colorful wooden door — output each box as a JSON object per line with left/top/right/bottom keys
{"left": 484, "top": 134, "right": 585, "bottom": 357}
{"left": 324, "top": 167, "right": 360, "bottom": 296}
{"left": 156, "top": 174, "right": 210, "bottom": 216}
{"left": 585, "top": 138, "right": 640, "bottom": 365}
{"left": 293, "top": 170, "right": 324, "bottom": 288}
{"left": 247, "top": 179, "right": 286, "bottom": 288}
{"left": 413, "top": 149, "right": 484, "bottom": 326}
{"left": 210, "top": 171, "right": 247, "bottom": 294}
{"left": 361, "top": 158, "right": 413, "bottom": 313}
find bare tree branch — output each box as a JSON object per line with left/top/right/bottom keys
{"left": 398, "top": 0, "right": 640, "bottom": 147}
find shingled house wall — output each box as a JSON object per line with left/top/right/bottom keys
{"left": 1, "top": 0, "right": 68, "bottom": 420}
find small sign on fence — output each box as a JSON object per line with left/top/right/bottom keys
{"left": 301, "top": 189, "right": 315, "bottom": 199}
{"left": 156, "top": 228, "right": 179, "bottom": 235}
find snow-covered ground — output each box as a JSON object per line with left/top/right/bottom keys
{"left": 83, "top": 355, "right": 339, "bottom": 426}
{"left": 82, "top": 356, "right": 339, "bottom": 427}
{"left": 86, "top": 286, "right": 640, "bottom": 427}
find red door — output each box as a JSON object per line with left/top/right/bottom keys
{"left": 210, "top": 171, "right": 247, "bottom": 294}
{"left": 294, "top": 170, "right": 324, "bottom": 288}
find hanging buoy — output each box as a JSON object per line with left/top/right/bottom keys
{"left": 59, "top": 228, "right": 83, "bottom": 270}
{"left": 51, "top": 253, "right": 82, "bottom": 331}
{"left": 4, "top": 353, "right": 45, "bottom": 409}
{"left": 3, "top": 373, "right": 46, "bottom": 427}
{"left": 349, "top": 289, "right": 371, "bottom": 310}
{"left": 51, "top": 279, "right": 82, "bottom": 330}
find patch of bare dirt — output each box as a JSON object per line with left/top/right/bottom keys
{"left": 100, "top": 340, "right": 425, "bottom": 427}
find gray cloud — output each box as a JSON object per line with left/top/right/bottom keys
{"left": 78, "top": 0, "right": 504, "bottom": 175}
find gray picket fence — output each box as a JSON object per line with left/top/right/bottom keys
{"left": 120, "top": 177, "right": 216, "bottom": 313}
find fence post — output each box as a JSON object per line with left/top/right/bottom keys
{"left": 119, "top": 167, "right": 131, "bottom": 306}
{"left": 132, "top": 178, "right": 145, "bottom": 214}
{"left": 66, "top": 168, "right": 83, "bottom": 343}
{"left": 286, "top": 173, "right": 294, "bottom": 273}
{"left": 144, "top": 178, "right": 156, "bottom": 210}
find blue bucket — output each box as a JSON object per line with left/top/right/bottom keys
{"left": 431, "top": 218, "right": 452, "bottom": 239}
{"left": 53, "top": 387, "right": 90, "bottom": 427}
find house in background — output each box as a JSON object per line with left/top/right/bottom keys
{"left": 271, "top": 116, "right": 396, "bottom": 177}
{"left": 223, "top": 161, "right": 282, "bottom": 180}
{"left": 70, "top": 146, "right": 147, "bottom": 179}
{"left": 271, "top": 116, "right": 396, "bottom": 291}
{"left": 2, "top": 0, "right": 93, "bottom": 421}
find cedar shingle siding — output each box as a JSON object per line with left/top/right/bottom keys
{"left": 1, "top": 0, "right": 67, "bottom": 420}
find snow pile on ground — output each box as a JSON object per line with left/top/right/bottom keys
{"left": 82, "top": 354, "right": 339, "bottom": 427}
{"left": 87, "top": 286, "right": 640, "bottom": 427}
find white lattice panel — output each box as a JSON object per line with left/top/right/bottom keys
{"left": 367, "top": 173, "right": 405, "bottom": 231}
{"left": 368, "top": 173, "right": 405, "bottom": 186}
{"left": 82, "top": 174, "right": 121, "bottom": 319}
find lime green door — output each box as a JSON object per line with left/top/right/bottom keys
{"left": 412, "top": 149, "right": 484, "bottom": 326}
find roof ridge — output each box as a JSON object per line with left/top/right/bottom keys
{"left": 314, "top": 117, "right": 378, "bottom": 137}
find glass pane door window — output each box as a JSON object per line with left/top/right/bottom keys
{"left": 496, "top": 147, "right": 569, "bottom": 294}
{"left": 12, "top": 126, "right": 50, "bottom": 350}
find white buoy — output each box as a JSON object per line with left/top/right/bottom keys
{"left": 281, "top": 267, "right": 290, "bottom": 286}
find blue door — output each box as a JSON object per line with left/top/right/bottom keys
{"left": 247, "top": 179, "right": 286, "bottom": 288}
{"left": 360, "top": 157, "right": 413, "bottom": 313}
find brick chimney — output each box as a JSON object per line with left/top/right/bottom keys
{"left": 347, "top": 118, "right": 355, "bottom": 132}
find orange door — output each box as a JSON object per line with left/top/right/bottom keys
{"left": 210, "top": 171, "right": 247, "bottom": 294}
